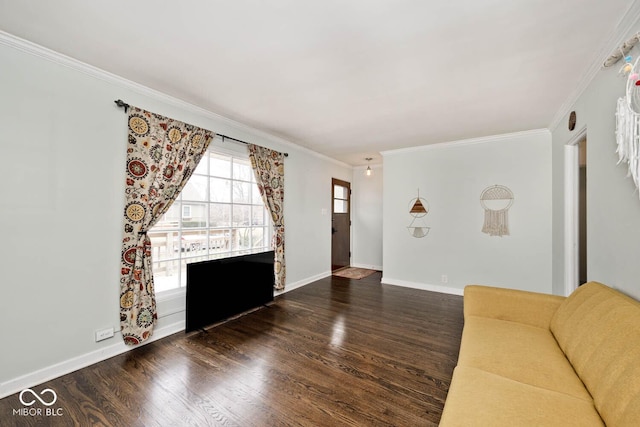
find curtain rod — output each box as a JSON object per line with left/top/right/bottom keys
{"left": 114, "top": 99, "right": 288, "bottom": 157}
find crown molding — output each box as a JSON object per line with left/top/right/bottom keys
{"left": 549, "top": 0, "right": 640, "bottom": 131}
{"left": 380, "top": 128, "right": 550, "bottom": 157}
{"left": 0, "top": 30, "right": 352, "bottom": 168}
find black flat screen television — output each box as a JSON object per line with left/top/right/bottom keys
{"left": 185, "top": 250, "right": 275, "bottom": 332}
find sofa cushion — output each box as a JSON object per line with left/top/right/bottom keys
{"left": 463, "top": 284, "right": 565, "bottom": 329}
{"left": 550, "top": 281, "right": 640, "bottom": 426}
{"left": 458, "top": 316, "right": 592, "bottom": 400}
{"left": 439, "top": 366, "right": 604, "bottom": 426}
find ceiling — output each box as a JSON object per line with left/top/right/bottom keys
{"left": 0, "top": 1, "right": 636, "bottom": 165}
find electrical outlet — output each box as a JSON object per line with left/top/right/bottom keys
{"left": 95, "top": 327, "right": 114, "bottom": 342}
{"left": 441, "top": 274, "right": 448, "bottom": 284}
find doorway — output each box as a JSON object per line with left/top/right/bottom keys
{"left": 331, "top": 178, "right": 351, "bottom": 271}
{"left": 564, "top": 130, "right": 587, "bottom": 295}
{"left": 578, "top": 138, "right": 587, "bottom": 285}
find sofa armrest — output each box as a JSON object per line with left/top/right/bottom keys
{"left": 464, "top": 285, "right": 565, "bottom": 329}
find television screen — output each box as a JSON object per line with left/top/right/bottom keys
{"left": 185, "top": 251, "right": 275, "bottom": 332}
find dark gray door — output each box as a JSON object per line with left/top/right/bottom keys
{"left": 331, "top": 178, "right": 351, "bottom": 271}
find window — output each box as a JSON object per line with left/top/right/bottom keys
{"left": 333, "top": 184, "right": 349, "bottom": 214}
{"left": 182, "top": 205, "right": 192, "bottom": 219}
{"left": 149, "top": 148, "right": 272, "bottom": 293}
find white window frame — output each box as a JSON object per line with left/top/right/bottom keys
{"left": 149, "top": 145, "right": 273, "bottom": 294}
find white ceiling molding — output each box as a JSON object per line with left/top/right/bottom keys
{"left": 0, "top": 30, "right": 351, "bottom": 169}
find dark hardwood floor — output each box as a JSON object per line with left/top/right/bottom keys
{"left": 1, "top": 272, "right": 464, "bottom": 427}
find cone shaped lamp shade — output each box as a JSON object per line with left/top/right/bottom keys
{"left": 410, "top": 226, "right": 430, "bottom": 238}
{"left": 364, "top": 157, "right": 373, "bottom": 176}
{"left": 410, "top": 198, "right": 427, "bottom": 215}
{"left": 407, "top": 216, "right": 430, "bottom": 238}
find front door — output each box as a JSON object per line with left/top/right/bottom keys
{"left": 331, "top": 178, "right": 351, "bottom": 271}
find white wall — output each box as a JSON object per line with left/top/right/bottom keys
{"left": 351, "top": 164, "right": 383, "bottom": 270}
{"left": 0, "top": 34, "right": 351, "bottom": 398}
{"left": 551, "top": 20, "right": 640, "bottom": 300}
{"left": 381, "top": 130, "right": 552, "bottom": 295}
{"left": 283, "top": 149, "right": 352, "bottom": 287}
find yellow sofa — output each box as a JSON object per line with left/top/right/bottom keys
{"left": 439, "top": 281, "right": 640, "bottom": 426}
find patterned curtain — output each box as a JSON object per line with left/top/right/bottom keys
{"left": 120, "top": 106, "right": 214, "bottom": 345}
{"left": 248, "top": 144, "right": 286, "bottom": 290}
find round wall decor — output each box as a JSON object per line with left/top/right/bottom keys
{"left": 407, "top": 189, "right": 430, "bottom": 238}
{"left": 480, "top": 185, "right": 514, "bottom": 237}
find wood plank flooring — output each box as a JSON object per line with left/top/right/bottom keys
{"left": 0, "top": 272, "right": 464, "bottom": 427}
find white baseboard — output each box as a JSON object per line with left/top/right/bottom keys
{"left": 275, "top": 270, "right": 332, "bottom": 296}
{"left": 0, "top": 320, "right": 185, "bottom": 400}
{"left": 380, "top": 277, "right": 464, "bottom": 296}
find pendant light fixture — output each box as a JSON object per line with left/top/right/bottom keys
{"left": 365, "top": 157, "right": 373, "bottom": 176}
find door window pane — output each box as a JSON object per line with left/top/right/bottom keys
{"left": 333, "top": 184, "right": 349, "bottom": 213}
{"left": 334, "top": 199, "right": 348, "bottom": 214}
{"left": 334, "top": 185, "right": 347, "bottom": 199}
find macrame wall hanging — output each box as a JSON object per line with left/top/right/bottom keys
{"left": 480, "top": 185, "right": 514, "bottom": 237}
{"left": 407, "top": 189, "right": 430, "bottom": 238}
{"left": 614, "top": 45, "right": 640, "bottom": 196}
